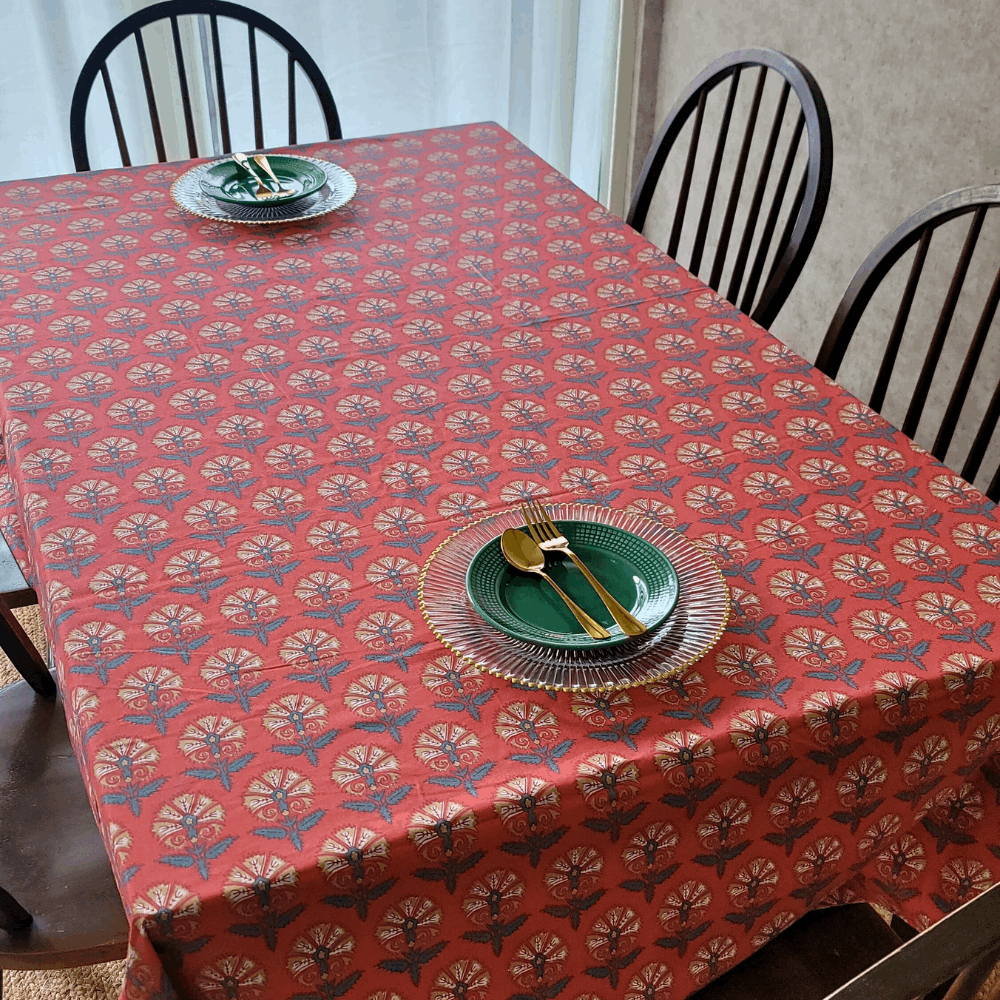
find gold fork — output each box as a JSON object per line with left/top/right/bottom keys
{"left": 522, "top": 501, "right": 647, "bottom": 636}
{"left": 254, "top": 154, "right": 295, "bottom": 196}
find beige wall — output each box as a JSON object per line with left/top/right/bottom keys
{"left": 642, "top": 0, "right": 1000, "bottom": 488}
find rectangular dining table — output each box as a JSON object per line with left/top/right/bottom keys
{"left": 1, "top": 121, "right": 999, "bottom": 1000}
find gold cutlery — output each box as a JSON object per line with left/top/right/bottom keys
{"left": 500, "top": 528, "right": 612, "bottom": 640}
{"left": 522, "top": 501, "right": 647, "bottom": 636}
{"left": 231, "top": 151, "right": 276, "bottom": 199}
{"left": 253, "top": 154, "right": 294, "bottom": 196}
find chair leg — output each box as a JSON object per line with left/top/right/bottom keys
{"left": 890, "top": 915, "right": 961, "bottom": 1000}
{"left": 0, "top": 595, "right": 54, "bottom": 699}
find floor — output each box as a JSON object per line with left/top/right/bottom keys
{"left": 2, "top": 603, "right": 999, "bottom": 1000}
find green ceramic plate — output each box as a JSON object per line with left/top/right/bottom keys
{"left": 198, "top": 154, "right": 327, "bottom": 205}
{"left": 466, "top": 520, "right": 680, "bottom": 648}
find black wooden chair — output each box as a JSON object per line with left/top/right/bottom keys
{"left": 0, "top": 654, "right": 129, "bottom": 994}
{"left": 627, "top": 47, "right": 833, "bottom": 330}
{"left": 70, "top": 0, "right": 342, "bottom": 171}
{"left": 1, "top": 513, "right": 128, "bottom": 988}
{"left": 694, "top": 884, "right": 1000, "bottom": 1000}
{"left": 815, "top": 185, "right": 1000, "bottom": 502}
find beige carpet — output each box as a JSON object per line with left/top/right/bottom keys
{"left": 1, "top": 604, "right": 998, "bottom": 999}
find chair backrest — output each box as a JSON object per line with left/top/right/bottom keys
{"left": 627, "top": 47, "right": 833, "bottom": 330}
{"left": 70, "top": 0, "right": 342, "bottom": 171}
{"left": 826, "top": 881, "right": 1000, "bottom": 1000}
{"left": 815, "top": 185, "right": 1000, "bottom": 502}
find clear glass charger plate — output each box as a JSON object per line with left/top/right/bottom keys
{"left": 171, "top": 155, "right": 357, "bottom": 224}
{"left": 419, "top": 503, "right": 731, "bottom": 692}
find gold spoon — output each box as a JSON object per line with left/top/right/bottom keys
{"left": 500, "top": 528, "right": 612, "bottom": 640}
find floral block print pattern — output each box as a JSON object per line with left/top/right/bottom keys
{"left": 0, "top": 123, "right": 998, "bottom": 1000}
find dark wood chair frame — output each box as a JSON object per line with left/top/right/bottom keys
{"left": 627, "top": 47, "right": 833, "bottom": 330}
{"left": 1, "top": 528, "right": 127, "bottom": 989}
{"left": 0, "top": 675, "right": 130, "bottom": 996}
{"left": 0, "top": 530, "right": 48, "bottom": 698}
{"left": 815, "top": 184, "right": 1000, "bottom": 502}
{"left": 832, "top": 882, "right": 1000, "bottom": 1000}
{"left": 0, "top": 591, "right": 49, "bottom": 699}
{"left": 694, "top": 882, "right": 1000, "bottom": 1000}
{"left": 69, "top": 0, "right": 343, "bottom": 171}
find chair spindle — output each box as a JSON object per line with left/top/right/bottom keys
{"left": 868, "top": 228, "right": 933, "bottom": 409}
{"left": 249, "top": 24, "right": 263, "bottom": 149}
{"left": 740, "top": 109, "right": 804, "bottom": 315}
{"left": 690, "top": 68, "right": 741, "bottom": 276}
{"left": 710, "top": 66, "right": 767, "bottom": 291}
{"left": 209, "top": 14, "right": 232, "bottom": 154}
{"left": 169, "top": 15, "right": 198, "bottom": 159}
{"left": 963, "top": 372, "right": 1000, "bottom": 495}
{"left": 763, "top": 167, "right": 808, "bottom": 297}
{"left": 99, "top": 64, "right": 131, "bottom": 167}
{"left": 987, "top": 448, "right": 1000, "bottom": 502}
{"left": 727, "top": 78, "right": 791, "bottom": 308}
{"left": 134, "top": 29, "right": 167, "bottom": 162}
{"left": 903, "top": 206, "right": 986, "bottom": 439}
{"left": 668, "top": 89, "right": 707, "bottom": 259}
{"left": 288, "top": 54, "right": 297, "bottom": 145}
{"left": 935, "top": 255, "right": 1000, "bottom": 461}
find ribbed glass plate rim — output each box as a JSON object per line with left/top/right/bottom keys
{"left": 419, "top": 503, "right": 730, "bottom": 693}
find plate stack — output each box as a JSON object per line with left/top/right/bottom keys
{"left": 419, "top": 503, "right": 730, "bottom": 692}
{"left": 171, "top": 153, "right": 356, "bottom": 224}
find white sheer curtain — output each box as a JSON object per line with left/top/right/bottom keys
{"left": 0, "top": 0, "right": 620, "bottom": 199}
{"left": 0, "top": 0, "right": 133, "bottom": 180}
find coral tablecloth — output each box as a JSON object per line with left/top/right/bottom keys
{"left": 1, "top": 123, "right": 998, "bottom": 1000}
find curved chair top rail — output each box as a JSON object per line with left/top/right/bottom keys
{"left": 627, "top": 47, "right": 833, "bottom": 329}
{"left": 70, "top": 0, "right": 342, "bottom": 172}
{"left": 815, "top": 184, "right": 1000, "bottom": 500}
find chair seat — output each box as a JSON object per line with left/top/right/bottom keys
{"left": 0, "top": 677, "right": 129, "bottom": 970}
{"left": 692, "top": 903, "right": 904, "bottom": 1000}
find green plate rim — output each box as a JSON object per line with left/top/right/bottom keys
{"left": 465, "top": 520, "right": 680, "bottom": 649}
{"left": 198, "top": 154, "right": 327, "bottom": 205}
